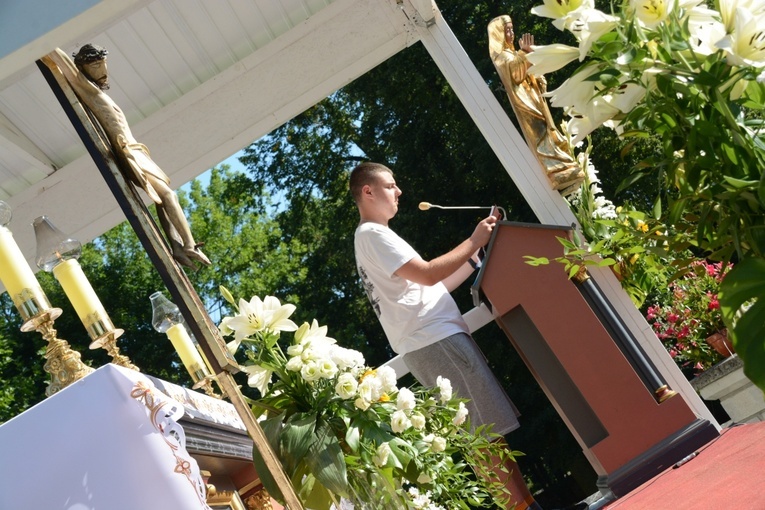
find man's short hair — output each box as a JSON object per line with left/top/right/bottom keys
{"left": 349, "top": 162, "right": 393, "bottom": 203}
{"left": 73, "top": 44, "right": 109, "bottom": 66}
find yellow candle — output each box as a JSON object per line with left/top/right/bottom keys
{"left": 52, "top": 259, "right": 105, "bottom": 325}
{"left": 167, "top": 323, "right": 207, "bottom": 377}
{"left": 0, "top": 226, "right": 41, "bottom": 298}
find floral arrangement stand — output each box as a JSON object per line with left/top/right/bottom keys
{"left": 471, "top": 221, "right": 719, "bottom": 498}
{"left": 691, "top": 355, "right": 765, "bottom": 425}
{"left": 0, "top": 364, "right": 211, "bottom": 509}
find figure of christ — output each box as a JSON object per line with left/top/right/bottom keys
{"left": 488, "top": 15, "right": 584, "bottom": 196}
{"left": 42, "top": 45, "right": 211, "bottom": 270}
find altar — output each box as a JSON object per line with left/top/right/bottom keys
{"left": 0, "top": 364, "right": 270, "bottom": 509}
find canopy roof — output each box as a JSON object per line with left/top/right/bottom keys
{"left": 0, "top": 0, "right": 434, "bottom": 259}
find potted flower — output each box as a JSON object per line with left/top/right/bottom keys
{"left": 217, "top": 287, "right": 515, "bottom": 509}
{"left": 644, "top": 260, "right": 734, "bottom": 374}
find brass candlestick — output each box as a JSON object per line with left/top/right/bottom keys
{"left": 0, "top": 201, "right": 92, "bottom": 396}
{"left": 16, "top": 289, "right": 94, "bottom": 396}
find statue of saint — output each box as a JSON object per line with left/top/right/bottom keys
{"left": 488, "top": 15, "right": 584, "bottom": 196}
{"left": 42, "top": 45, "right": 211, "bottom": 270}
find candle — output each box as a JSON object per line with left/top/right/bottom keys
{"left": 52, "top": 258, "right": 106, "bottom": 325}
{"left": 166, "top": 323, "right": 207, "bottom": 379}
{"left": 0, "top": 226, "right": 42, "bottom": 299}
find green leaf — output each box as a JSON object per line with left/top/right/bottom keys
{"left": 523, "top": 256, "right": 550, "bottom": 266}
{"left": 251, "top": 413, "right": 285, "bottom": 503}
{"left": 719, "top": 258, "right": 765, "bottom": 393}
{"left": 306, "top": 422, "right": 349, "bottom": 498}
{"left": 281, "top": 412, "right": 318, "bottom": 476}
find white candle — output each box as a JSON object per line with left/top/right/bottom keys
{"left": 166, "top": 323, "right": 207, "bottom": 377}
{"left": 52, "top": 258, "right": 105, "bottom": 325}
{"left": 0, "top": 226, "right": 41, "bottom": 298}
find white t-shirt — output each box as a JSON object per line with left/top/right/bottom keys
{"left": 354, "top": 222, "right": 469, "bottom": 355}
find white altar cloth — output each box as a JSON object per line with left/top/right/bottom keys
{"left": 0, "top": 364, "right": 211, "bottom": 510}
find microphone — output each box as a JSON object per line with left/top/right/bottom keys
{"left": 419, "top": 202, "right": 507, "bottom": 220}
{"left": 418, "top": 202, "right": 491, "bottom": 211}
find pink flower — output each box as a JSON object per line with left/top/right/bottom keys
{"left": 667, "top": 313, "right": 680, "bottom": 324}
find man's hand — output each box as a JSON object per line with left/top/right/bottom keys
{"left": 470, "top": 214, "right": 498, "bottom": 248}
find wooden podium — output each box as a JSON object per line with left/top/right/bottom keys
{"left": 471, "top": 222, "right": 718, "bottom": 497}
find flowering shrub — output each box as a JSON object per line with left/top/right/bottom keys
{"left": 217, "top": 287, "right": 514, "bottom": 510}
{"left": 645, "top": 260, "right": 733, "bottom": 372}
{"left": 527, "top": 0, "right": 765, "bottom": 389}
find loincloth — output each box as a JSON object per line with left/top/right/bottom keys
{"left": 116, "top": 134, "right": 170, "bottom": 204}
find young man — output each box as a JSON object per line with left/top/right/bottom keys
{"left": 350, "top": 161, "right": 542, "bottom": 510}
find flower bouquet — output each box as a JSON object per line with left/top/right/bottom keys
{"left": 217, "top": 287, "right": 515, "bottom": 509}
{"left": 645, "top": 260, "right": 733, "bottom": 372}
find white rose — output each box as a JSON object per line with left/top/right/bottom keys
{"left": 436, "top": 376, "right": 452, "bottom": 403}
{"left": 396, "top": 387, "right": 416, "bottom": 413}
{"left": 391, "top": 410, "right": 412, "bottom": 433}
{"left": 354, "top": 397, "right": 370, "bottom": 410}
{"left": 300, "top": 361, "right": 321, "bottom": 382}
{"left": 430, "top": 436, "right": 447, "bottom": 453}
{"left": 285, "top": 356, "right": 303, "bottom": 372}
{"left": 317, "top": 358, "right": 338, "bottom": 379}
{"left": 376, "top": 366, "right": 398, "bottom": 393}
{"left": 452, "top": 402, "right": 469, "bottom": 426}
{"left": 335, "top": 372, "right": 358, "bottom": 399}
{"left": 410, "top": 412, "right": 426, "bottom": 430}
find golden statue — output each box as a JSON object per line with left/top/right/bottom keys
{"left": 488, "top": 15, "right": 584, "bottom": 196}
{"left": 42, "top": 45, "right": 211, "bottom": 270}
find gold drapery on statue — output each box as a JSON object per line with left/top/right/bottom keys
{"left": 488, "top": 15, "right": 584, "bottom": 196}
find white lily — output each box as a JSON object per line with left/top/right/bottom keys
{"left": 294, "top": 319, "right": 335, "bottom": 346}
{"left": 630, "top": 0, "right": 677, "bottom": 28}
{"left": 546, "top": 62, "right": 603, "bottom": 111}
{"left": 531, "top": 0, "right": 595, "bottom": 30}
{"left": 568, "top": 8, "right": 620, "bottom": 57}
{"left": 566, "top": 96, "right": 620, "bottom": 145}
{"left": 687, "top": 18, "right": 727, "bottom": 56}
{"left": 607, "top": 82, "right": 648, "bottom": 113}
{"left": 526, "top": 43, "right": 581, "bottom": 76}
{"left": 224, "top": 295, "right": 297, "bottom": 343}
{"left": 262, "top": 295, "right": 299, "bottom": 333}
{"left": 715, "top": 7, "right": 765, "bottom": 67}
{"left": 241, "top": 364, "right": 273, "bottom": 395}
{"left": 718, "top": 0, "right": 765, "bottom": 33}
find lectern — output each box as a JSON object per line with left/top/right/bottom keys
{"left": 471, "top": 222, "right": 718, "bottom": 497}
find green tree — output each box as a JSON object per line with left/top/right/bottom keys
{"left": 0, "top": 166, "right": 308, "bottom": 420}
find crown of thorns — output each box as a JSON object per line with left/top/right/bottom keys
{"left": 73, "top": 44, "right": 108, "bottom": 66}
